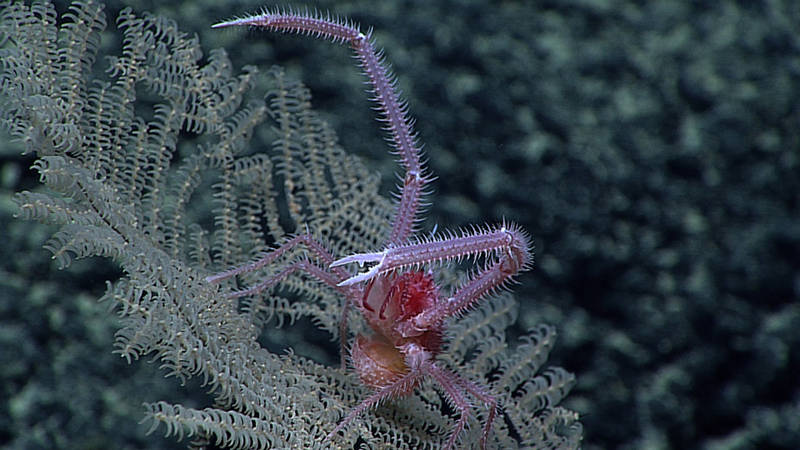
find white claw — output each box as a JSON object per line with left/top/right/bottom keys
{"left": 211, "top": 18, "right": 245, "bottom": 28}
{"left": 330, "top": 251, "right": 385, "bottom": 268}
{"left": 330, "top": 250, "right": 387, "bottom": 285}
{"left": 336, "top": 264, "right": 384, "bottom": 286}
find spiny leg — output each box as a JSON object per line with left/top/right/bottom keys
{"left": 331, "top": 222, "right": 532, "bottom": 287}
{"left": 423, "top": 362, "right": 497, "bottom": 449}
{"left": 213, "top": 10, "right": 430, "bottom": 245}
{"left": 324, "top": 364, "right": 425, "bottom": 443}
{"left": 216, "top": 259, "right": 345, "bottom": 299}
{"left": 206, "top": 233, "right": 357, "bottom": 367}
{"left": 206, "top": 233, "right": 346, "bottom": 284}
{"left": 425, "top": 362, "right": 475, "bottom": 449}
{"left": 454, "top": 372, "right": 498, "bottom": 449}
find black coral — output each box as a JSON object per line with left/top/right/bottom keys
{"left": 1, "top": 1, "right": 581, "bottom": 448}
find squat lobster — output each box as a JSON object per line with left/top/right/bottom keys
{"left": 208, "top": 9, "right": 532, "bottom": 449}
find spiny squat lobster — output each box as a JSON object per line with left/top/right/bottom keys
{"left": 208, "top": 8, "right": 532, "bottom": 449}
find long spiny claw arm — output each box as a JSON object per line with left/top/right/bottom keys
{"left": 331, "top": 223, "right": 532, "bottom": 287}
{"left": 213, "top": 9, "right": 428, "bottom": 245}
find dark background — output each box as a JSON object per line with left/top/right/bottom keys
{"left": 1, "top": 1, "right": 799, "bottom": 448}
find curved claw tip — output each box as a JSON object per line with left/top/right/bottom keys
{"left": 336, "top": 264, "right": 383, "bottom": 286}
{"left": 212, "top": 16, "right": 261, "bottom": 29}
{"left": 205, "top": 273, "right": 225, "bottom": 283}
{"left": 330, "top": 251, "right": 385, "bottom": 268}
{"left": 211, "top": 20, "right": 236, "bottom": 29}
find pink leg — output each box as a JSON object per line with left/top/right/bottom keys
{"left": 426, "top": 363, "right": 473, "bottom": 449}
{"left": 338, "top": 294, "right": 352, "bottom": 368}
{"left": 206, "top": 233, "right": 357, "bottom": 367}
{"left": 324, "top": 367, "right": 424, "bottom": 442}
{"left": 456, "top": 374, "right": 497, "bottom": 449}
{"left": 326, "top": 355, "right": 495, "bottom": 449}
{"left": 220, "top": 259, "right": 344, "bottom": 298}
{"left": 205, "top": 233, "right": 348, "bottom": 284}
{"left": 427, "top": 363, "right": 497, "bottom": 449}
{"left": 213, "top": 11, "right": 429, "bottom": 246}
